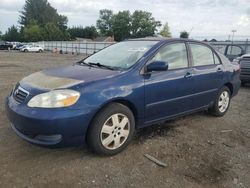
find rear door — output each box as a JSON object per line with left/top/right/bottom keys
{"left": 144, "top": 42, "right": 195, "bottom": 124}
{"left": 188, "top": 43, "right": 224, "bottom": 108}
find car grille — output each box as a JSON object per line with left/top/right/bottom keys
{"left": 240, "top": 58, "right": 250, "bottom": 76}
{"left": 13, "top": 85, "right": 29, "bottom": 103}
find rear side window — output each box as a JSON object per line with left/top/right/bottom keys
{"left": 190, "top": 43, "right": 215, "bottom": 66}
{"left": 151, "top": 43, "right": 188, "bottom": 70}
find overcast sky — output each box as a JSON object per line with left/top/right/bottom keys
{"left": 0, "top": 0, "right": 250, "bottom": 40}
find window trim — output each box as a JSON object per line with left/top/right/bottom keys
{"left": 143, "top": 41, "right": 190, "bottom": 73}
{"left": 188, "top": 42, "right": 222, "bottom": 67}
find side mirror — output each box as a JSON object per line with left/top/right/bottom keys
{"left": 146, "top": 61, "right": 169, "bottom": 72}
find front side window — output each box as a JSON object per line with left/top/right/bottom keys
{"left": 150, "top": 43, "right": 188, "bottom": 70}
{"left": 190, "top": 43, "right": 214, "bottom": 66}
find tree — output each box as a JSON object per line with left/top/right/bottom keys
{"left": 180, "top": 31, "right": 189, "bottom": 38}
{"left": 159, "top": 22, "right": 171, "bottom": 37}
{"left": 130, "top": 10, "right": 161, "bottom": 38}
{"left": 112, "top": 11, "right": 131, "bottom": 41}
{"left": 19, "top": 0, "right": 68, "bottom": 30}
{"left": 3, "top": 25, "right": 21, "bottom": 41}
{"left": 43, "top": 22, "right": 69, "bottom": 41}
{"left": 96, "top": 9, "right": 114, "bottom": 36}
{"left": 68, "top": 26, "right": 98, "bottom": 40}
{"left": 23, "top": 24, "right": 43, "bottom": 42}
{"left": 19, "top": 0, "right": 69, "bottom": 41}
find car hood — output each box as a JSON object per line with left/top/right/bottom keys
{"left": 20, "top": 64, "right": 121, "bottom": 90}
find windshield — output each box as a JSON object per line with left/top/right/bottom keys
{"left": 83, "top": 41, "right": 158, "bottom": 69}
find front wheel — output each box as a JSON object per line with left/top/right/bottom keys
{"left": 210, "top": 86, "right": 231, "bottom": 117}
{"left": 87, "top": 103, "right": 135, "bottom": 155}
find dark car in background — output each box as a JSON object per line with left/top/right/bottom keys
{"left": 5, "top": 38, "right": 240, "bottom": 155}
{"left": 0, "top": 41, "right": 13, "bottom": 50}
{"left": 233, "top": 54, "right": 250, "bottom": 85}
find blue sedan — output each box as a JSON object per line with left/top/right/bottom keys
{"left": 5, "top": 38, "right": 241, "bottom": 155}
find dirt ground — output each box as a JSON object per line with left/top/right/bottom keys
{"left": 0, "top": 51, "right": 249, "bottom": 188}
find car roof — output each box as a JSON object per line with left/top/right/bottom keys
{"left": 127, "top": 37, "right": 207, "bottom": 44}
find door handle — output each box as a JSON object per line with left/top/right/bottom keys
{"left": 184, "top": 72, "right": 193, "bottom": 78}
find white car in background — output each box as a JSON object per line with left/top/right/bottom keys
{"left": 20, "top": 45, "right": 44, "bottom": 52}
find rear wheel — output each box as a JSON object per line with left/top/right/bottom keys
{"left": 87, "top": 103, "right": 135, "bottom": 155}
{"left": 210, "top": 86, "right": 231, "bottom": 117}
{"left": 24, "top": 49, "right": 28, "bottom": 52}
{"left": 38, "top": 49, "right": 42, "bottom": 53}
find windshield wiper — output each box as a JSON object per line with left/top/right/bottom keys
{"left": 88, "top": 62, "right": 118, "bottom": 70}
{"left": 75, "top": 60, "right": 92, "bottom": 67}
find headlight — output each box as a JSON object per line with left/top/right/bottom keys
{"left": 27, "top": 89, "right": 80, "bottom": 108}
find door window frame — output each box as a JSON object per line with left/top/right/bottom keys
{"left": 141, "top": 41, "right": 191, "bottom": 74}
{"left": 187, "top": 42, "right": 222, "bottom": 67}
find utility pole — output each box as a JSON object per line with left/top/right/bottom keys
{"left": 230, "top": 30, "right": 237, "bottom": 54}
{"left": 231, "top": 30, "right": 237, "bottom": 44}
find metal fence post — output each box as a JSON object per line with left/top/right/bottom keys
{"left": 66, "top": 42, "right": 68, "bottom": 54}
{"left": 86, "top": 43, "right": 87, "bottom": 55}
{"left": 245, "top": 39, "right": 248, "bottom": 53}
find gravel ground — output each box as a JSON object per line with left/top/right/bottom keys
{"left": 0, "top": 51, "right": 249, "bottom": 188}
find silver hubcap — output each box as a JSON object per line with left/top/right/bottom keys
{"left": 218, "top": 91, "right": 230, "bottom": 113}
{"left": 100, "top": 113, "right": 130, "bottom": 150}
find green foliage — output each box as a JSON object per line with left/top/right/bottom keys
{"left": 180, "top": 31, "right": 189, "bottom": 38}
{"left": 96, "top": 9, "right": 161, "bottom": 41}
{"left": 2, "top": 25, "right": 21, "bottom": 41}
{"left": 10, "top": 0, "right": 70, "bottom": 41}
{"left": 23, "top": 24, "right": 43, "bottom": 42}
{"left": 96, "top": 9, "right": 114, "bottom": 36}
{"left": 43, "top": 23, "right": 69, "bottom": 41}
{"left": 19, "top": 0, "right": 67, "bottom": 30}
{"left": 68, "top": 26, "right": 99, "bottom": 40}
{"left": 159, "top": 22, "right": 171, "bottom": 37}
{"left": 112, "top": 11, "right": 131, "bottom": 41}
{"left": 4, "top": 0, "right": 162, "bottom": 42}
{"left": 130, "top": 10, "right": 161, "bottom": 38}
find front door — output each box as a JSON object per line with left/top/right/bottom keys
{"left": 144, "top": 42, "right": 195, "bottom": 124}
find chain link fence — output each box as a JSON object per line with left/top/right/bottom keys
{"left": 36, "top": 40, "right": 250, "bottom": 55}
{"left": 36, "top": 41, "right": 115, "bottom": 55}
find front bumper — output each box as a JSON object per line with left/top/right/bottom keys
{"left": 5, "top": 95, "right": 96, "bottom": 147}
{"left": 240, "top": 75, "right": 250, "bottom": 82}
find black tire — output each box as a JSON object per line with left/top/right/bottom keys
{"left": 39, "top": 49, "right": 42, "bottom": 53}
{"left": 24, "top": 49, "right": 28, "bottom": 52}
{"left": 241, "top": 81, "right": 245, "bottom": 87}
{"left": 210, "top": 86, "right": 231, "bottom": 117}
{"left": 87, "top": 103, "right": 135, "bottom": 155}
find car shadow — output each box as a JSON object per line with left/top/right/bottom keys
{"left": 133, "top": 111, "right": 211, "bottom": 145}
